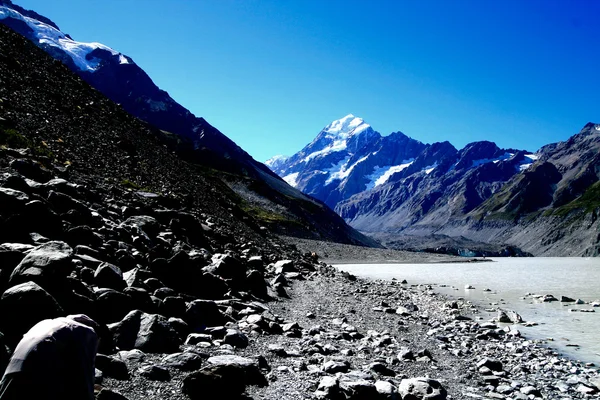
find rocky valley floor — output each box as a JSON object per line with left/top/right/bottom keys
{"left": 98, "top": 261, "right": 600, "bottom": 400}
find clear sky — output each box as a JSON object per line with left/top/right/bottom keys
{"left": 13, "top": 0, "right": 600, "bottom": 162}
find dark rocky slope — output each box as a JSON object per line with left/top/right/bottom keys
{"left": 0, "top": 0, "right": 375, "bottom": 247}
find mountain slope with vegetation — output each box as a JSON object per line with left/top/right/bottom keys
{"left": 0, "top": 3, "right": 375, "bottom": 247}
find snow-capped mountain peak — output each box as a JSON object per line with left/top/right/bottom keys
{"left": 322, "top": 114, "right": 370, "bottom": 140}
{"left": 0, "top": 4, "right": 129, "bottom": 72}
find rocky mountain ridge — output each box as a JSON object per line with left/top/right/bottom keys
{"left": 269, "top": 116, "right": 600, "bottom": 256}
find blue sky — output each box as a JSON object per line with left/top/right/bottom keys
{"left": 15, "top": 0, "right": 600, "bottom": 162}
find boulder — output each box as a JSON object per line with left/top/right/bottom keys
{"left": 138, "top": 365, "right": 170, "bottom": 381}
{"left": 120, "top": 215, "right": 161, "bottom": 238}
{"left": 182, "top": 365, "right": 247, "bottom": 400}
{"left": 65, "top": 225, "right": 103, "bottom": 248}
{"left": 0, "top": 243, "right": 30, "bottom": 287}
{"left": 223, "top": 329, "right": 249, "bottom": 348}
{"left": 245, "top": 270, "right": 268, "bottom": 299}
{"left": 560, "top": 295, "right": 576, "bottom": 302}
{"left": 322, "top": 360, "right": 350, "bottom": 374}
{"left": 9, "top": 241, "right": 73, "bottom": 289}
{"left": 95, "top": 354, "right": 129, "bottom": 380}
{"left": 496, "top": 309, "right": 523, "bottom": 324}
{"left": 108, "top": 310, "right": 181, "bottom": 353}
{"left": 375, "top": 380, "right": 398, "bottom": 399}
{"left": 397, "top": 377, "right": 447, "bottom": 400}
{"left": 339, "top": 379, "right": 378, "bottom": 399}
{"left": 117, "top": 349, "right": 146, "bottom": 363}
{"left": 10, "top": 159, "right": 51, "bottom": 183}
{"left": 95, "top": 263, "right": 126, "bottom": 291}
{"left": 476, "top": 357, "right": 503, "bottom": 372}
{"left": 0, "top": 281, "right": 63, "bottom": 346}
{"left": 122, "top": 287, "right": 155, "bottom": 313}
{"left": 183, "top": 355, "right": 268, "bottom": 399}
{"left": 95, "top": 290, "right": 135, "bottom": 323}
{"left": 185, "top": 333, "right": 213, "bottom": 345}
{"left": 160, "top": 296, "right": 187, "bottom": 319}
{"left": 207, "top": 253, "right": 246, "bottom": 281}
{"left": 161, "top": 352, "right": 203, "bottom": 371}
{"left": 21, "top": 200, "right": 63, "bottom": 237}
{"left": 185, "top": 299, "right": 228, "bottom": 331}
{"left": 315, "top": 376, "right": 340, "bottom": 399}
{"left": 272, "top": 260, "right": 296, "bottom": 274}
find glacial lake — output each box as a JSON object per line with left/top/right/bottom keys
{"left": 335, "top": 258, "right": 600, "bottom": 364}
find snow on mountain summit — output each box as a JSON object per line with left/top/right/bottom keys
{"left": 0, "top": 4, "right": 129, "bottom": 72}
{"left": 322, "top": 114, "right": 371, "bottom": 139}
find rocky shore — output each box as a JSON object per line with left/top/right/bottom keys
{"left": 0, "top": 148, "right": 598, "bottom": 400}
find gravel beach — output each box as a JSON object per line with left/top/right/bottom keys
{"left": 99, "top": 240, "right": 599, "bottom": 400}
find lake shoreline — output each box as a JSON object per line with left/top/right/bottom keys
{"left": 281, "top": 236, "right": 495, "bottom": 265}
{"left": 247, "top": 262, "right": 600, "bottom": 399}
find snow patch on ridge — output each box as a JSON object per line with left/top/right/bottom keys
{"left": 283, "top": 172, "right": 299, "bottom": 187}
{"left": 424, "top": 162, "right": 439, "bottom": 174}
{"left": 0, "top": 5, "right": 125, "bottom": 72}
{"left": 473, "top": 152, "right": 513, "bottom": 167}
{"left": 365, "top": 160, "right": 414, "bottom": 190}
{"left": 265, "top": 155, "right": 289, "bottom": 169}
{"left": 517, "top": 153, "right": 539, "bottom": 172}
{"left": 303, "top": 141, "right": 347, "bottom": 163}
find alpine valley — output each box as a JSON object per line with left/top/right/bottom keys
{"left": 267, "top": 115, "right": 600, "bottom": 257}
{"left": 1, "top": 1, "right": 600, "bottom": 399}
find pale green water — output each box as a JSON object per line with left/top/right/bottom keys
{"left": 336, "top": 257, "right": 600, "bottom": 363}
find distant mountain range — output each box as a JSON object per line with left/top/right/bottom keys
{"left": 268, "top": 116, "right": 600, "bottom": 256}
{"left": 0, "top": 0, "right": 375, "bottom": 246}
{"left": 2, "top": 0, "right": 597, "bottom": 256}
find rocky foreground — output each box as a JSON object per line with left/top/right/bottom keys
{"left": 0, "top": 152, "right": 598, "bottom": 400}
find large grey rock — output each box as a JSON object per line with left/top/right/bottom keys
{"left": 397, "top": 377, "right": 447, "bottom": 400}
{"left": 322, "top": 360, "right": 350, "bottom": 374}
{"left": 496, "top": 309, "right": 523, "bottom": 323}
{"left": 223, "top": 329, "right": 249, "bottom": 348}
{"left": 185, "top": 299, "right": 228, "bottom": 331}
{"left": 315, "top": 376, "right": 340, "bottom": 399}
{"left": 108, "top": 310, "right": 181, "bottom": 353}
{"left": 120, "top": 215, "right": 161, "bottom": 238}
{"left": 183, "top": 354, "right": 267, "bottom": 398}
{"left": 138, "top": 365, "right": 170, "bottom": 381}
{"left": 206, "top": 253, "right": 246, "bottom": 281}
{"left": 272, "top": 260, "right": 296, "bottom": 274}
{"left": 476, "top": 357, "right": 503, "bottom": 372}
{"left": 9, "top": 241, "right": 73, "bottom": 288}
{"left": 95, "top": 289, "right": 135, "bottom": 323}
{"left": 95, "top": 354, "right": 129, "bottom": 380}
{"left": 94, "top": 263, "right": 126, "bottom": 291}
{"left": 375, "top": 380, "right": 398, "bottom": 399}
{"left": 339, "top": 378, "right": 378, "bottom": 399}
{"left": 0, "top": 187, "right": 29, "bottom": 214}
{"left": 161, "top": 352, "right": 203, "bottom": 371}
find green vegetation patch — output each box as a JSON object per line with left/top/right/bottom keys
{"left": 120, "top": 179, "right": 142, "bottom": 190}
{"left": 241, "top": 204, "right": 290, "bottom": 224}
{"left": 0, "top": 127, "right": 30, "bottom": 148}
{"left": 549, "top": 181, "right": 600, "bottom": 217}
{"left": 0, "top": 127, "right": 54, "bottom": 159}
